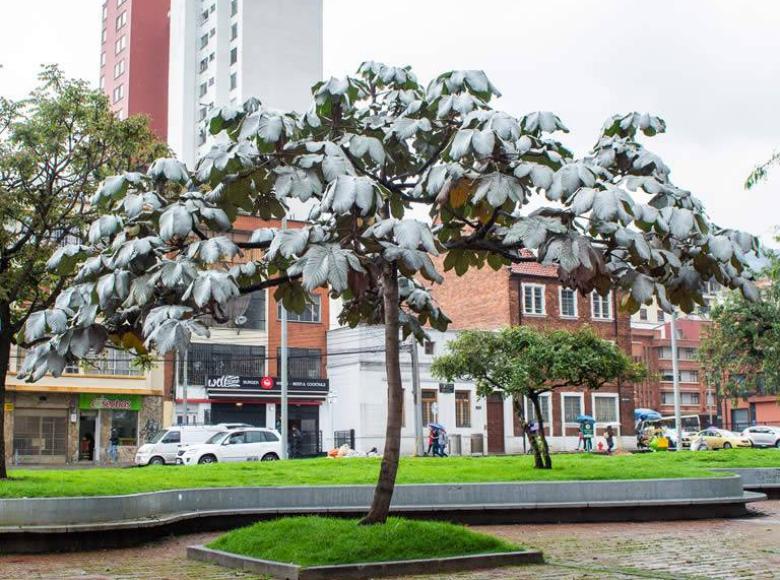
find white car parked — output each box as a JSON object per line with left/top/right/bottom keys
{"left": 177, "top": 428, "right": 283, "bottom": 465}
{"left": 741, "top": 426, "right": 780, "bottom": 448}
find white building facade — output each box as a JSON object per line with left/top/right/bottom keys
{"left": 168, "top": 0, "right": 323, "bottom": 167}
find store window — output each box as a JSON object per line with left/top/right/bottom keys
{"left": 422, "top": 389, "right": 437, "bottom": 425}
{"left": 455, "top": 391, "right": 470, "bottom": 427}
{"left": 181, "top": 343, "right": 265, "bottom": 386}
{"left": 111, "top": 410, "right": 138, "bottom": 446}
{"left": 277, "top": 347, "right": 321, "bottom": 379}
{"left": 278, "top": 295, "right": 321, "bottom": 323}
{"left": 13, "top": 409, "right": 67, "bottom": 458}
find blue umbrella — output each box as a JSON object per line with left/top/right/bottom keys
{"left": 634, "top": 408, "right": 662, "bottom": 421}
{"left": 428, "top": 422, "right": 445, "bottom": 430}
{"left": 576, "top": 415, "right": 596, "bottom": 423}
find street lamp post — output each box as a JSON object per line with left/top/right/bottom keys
{"left": 670, "top": 311, "right": 682, "bottom": 450}
{"left": 280, "top": 217, "right": 289, "bottom": 459}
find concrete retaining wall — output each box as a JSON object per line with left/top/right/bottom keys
{"left": 0, "top": 476, "right": 746, "bottom": 527}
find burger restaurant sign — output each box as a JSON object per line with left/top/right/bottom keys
{"left": 206, "top": 375, "right": 329, "bottom": 399}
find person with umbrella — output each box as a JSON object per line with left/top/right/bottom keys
{"left": 577, "top": 415, "right": 595, "bottom": 452}
{"left": 427, "top": 423, "right": 446, "bottom": 457}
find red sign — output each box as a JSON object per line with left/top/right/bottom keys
{"left": 260, "top": 376, "right": 275, "bottom": 390}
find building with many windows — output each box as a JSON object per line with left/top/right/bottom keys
{"left": 167, "top": 0, "right": 323, "bottom": 167}
{"left": 432, "top": 257, "right": 637, "bottom": 452}
{"left": 100, "top": 0, "right": 170, "bottom": 137}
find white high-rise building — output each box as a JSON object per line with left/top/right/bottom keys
{"left": 168, "top": 0, "right": 323, "bottom": 167}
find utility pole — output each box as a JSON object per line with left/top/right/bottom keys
{"left": 410, "top": 340, "right": 424, "bottom": 456}
{"left": 280, "top": 217, "right": 289, "bottom": 460}
{"left": 182, "top": 347, "right": 189, "bottom": 426}
{"left": 670, "top": 310, "right": 682, "bottom": 450}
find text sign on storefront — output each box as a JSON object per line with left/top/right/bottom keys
{"left": 206, "top": 375, "right": 329, "bottom": 398}
{"left": 78, "top": 393, "right": 142, "bottom": 411}
{"left": 438, "top": 383, "right": 455, "bottom": 394}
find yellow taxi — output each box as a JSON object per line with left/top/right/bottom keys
{"left": 690, "top": 428, "right": 752, "bottom": 450}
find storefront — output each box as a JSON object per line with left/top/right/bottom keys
{"left": 205, "top": 375, "right": 329, "bottom": 456}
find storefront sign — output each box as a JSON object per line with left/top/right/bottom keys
{"left": 78, "top": 393, "right": 142, "bottom": 411}
{"left": 206, "top": 375, "right": 329, "bottom": 399}
{"left": 438, "top": 383, "right": 455, "bottom": 394}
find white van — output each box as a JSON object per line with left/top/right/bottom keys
{"left": 135, "top": 426, "right": 226, "bottom": 466}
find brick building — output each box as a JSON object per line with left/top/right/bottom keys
{"left": 167, "top": 217, "right": 330, "bottom": 455}
{"left": 433, "top": 259, "right": 636, "bottom": 453}
{"left": 631, "top": 319, "right": 717, "bottom": 429}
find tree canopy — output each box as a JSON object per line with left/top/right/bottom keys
{"left": 14, "top": 62, "right": 760, "bottom": 519}
{"left": 0, "top": 66, "right": 166, "bottom": 478}
{"left": 432, "top": 326, "right": 643, "bottom": 467}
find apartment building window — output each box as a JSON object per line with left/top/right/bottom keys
{"left": 115, "top": 34, "right": 126, "bottom": 54}
{"left": 562, "top": 394, "right": 583, "bottom": 424}
{"left": 559, "top": 288, "right": 577, "bottom": 318}
{"left": 116, "top": 11, "right": 127, "bottom": 30}
{"left": 455, "top": 391, "right": 471, "bottom": 428}
{"left": 102, "top": 4, "right": 107, "bottom": 20}
{"left": 230, "top": 47, "right": 238, "bottom": 65}
{"left": 209, "top": 52, "right": 215, "bottom": 61}
{"left": 231, "top": 22, "right": 238, "bottom": 41}
{"left": 209, "top": 3, "right": 216, "bottom": 13}
{"left": 660, "top": 369, "right": 699, "bottom": 383}
{"left": 230, "top": 73, "right": 237, "bottom": 90}
{"left": 118, "top": 0, "right": 126, "bottom": 5}
{"left": 200, "top": 34, "right": 209, "bottom": 49}
{"left": 88, "top": 348, "right": 141, "bottom": 376}
{"left": 422, "top": 389, "right": 438, "bottom": 425}
{"left": 523, "top": 284, "right": 545, "bottom": 315}
{"left": 210, "top": 28, "right": 216, "bottom": 37}
{"left": 591, "top": 291, "right": 612, "bottom": 320}
{"left": 658, "top": 346, "right": 697, "bottom": 360}
{"left": 424, "top": 340, "right": 435, "bottom": 355}
{"left": 639, "top": 308, "right": 648, "bottom": 321}
{"left": 277, "top": 348, "right": 321, "bottom": 379}
{"left": 102, "top": 28, "right": 107, "bottom": 43}
{"left": 208, "top": 77, "right": 215, "bottom": 86}
{"left": 113, "top": 59, "right": 125, "bottom": 79}
{"left": 198, "top": 130, "right": 207, "bottom": 145}
{"left": 593, "top": 394, "right": 618, "bottom": 424}
{"left": 525, "top": 394, "right": 552, "bottom": 428}
{"left": 99, "top": 76, "right": 105, "bottom": 89}
{"left": 231, "top": 0, "right": 238, "bottom": 16}
{"left": 661, "top": 391, "right": 700, "bottom": 406}
{"left": 180, "top": 344, "right": 264, "bottom": 386}
{"left": 199, "top": 57, "right": 208, "bottom": 73}
{"left": 199, "top": 106, "right": 208, "bottom": 121}
{"left": 657, "top": 310, "right": 665, "bottom": 322}
{"left": 201, "top": 9, "right": 209, "bottom": 23}
{"left": 199, "top": 82, "right": 207, "bottom": 97}
{"left": 112, "top": 84, "right": 124, "bottom": 103}
{"left": 278, "top": 295, "right": 321, "bottom": 323}
{"left": 100, "top": 51, "right": 106, "bottom": 67}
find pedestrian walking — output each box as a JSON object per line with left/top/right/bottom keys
{"left": 582, "top": 421, "right": 594, "bottom": 452}
{"left": 436, "top": 427, "right": 448, "bottom": 457}
{"left": 426, "top": 427, "right": 436, "bottom": 456}
{"left": 108, "top": 429, "right": 119, "bottom": 463}
{"left": 605, "top": 425, "right": 615, "bottom": 454}
{"left": 577, "top": 425, "right": 585, "bottom": 451}
{"left": 290, "top": 425, "right": 302, "bottom": 458}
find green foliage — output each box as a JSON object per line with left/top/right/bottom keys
{"left": 1, "top": 450, "right": 775, "bottom": 498}
{"left": 431, "top": 326, "right": 644, "bottom": 399}
{"left": 207, "top": 516, "right": 520, "bottom": 566}
{"left": 745, "top": 151, "right": 780, "bottom": 189}
{"left": 700, "top": 257, "right": 780, "bottom": 400}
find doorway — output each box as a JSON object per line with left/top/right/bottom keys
{"left": 276, "top": 404, "right": 321, "bottom": 457}
{"left": 486, "top": 393, "right": 505, "bottom": 454}
{"left": 78, "top": 411, "right": 97, "bottom": 461}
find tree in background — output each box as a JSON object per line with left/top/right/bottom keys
{"left": 0, "top": 67, "right": 165, "bottom": 478}
{"left": 700, "top": 255, "right": 780, "bottom": 412}
{"left": 432, "top": 326, "right": 643, "bottom": 468}
{"left": 18, "top": 62, "right": 759, "bottom": 522}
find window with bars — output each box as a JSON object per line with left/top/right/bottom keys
{"left": 523, "top": 284, "right": 545, "bottom": 315}
{"left": 593, "top": 396, "right": 618, "bottom": 423}
{"left": 591, "top": 291, "right": 612, "bottom": 319}
{"left": 660, "top": 369, "right": 699, "bottom": 383}
{"left": 276, "top": 348, "right": 322, "bottom": 379}
{"left": 422, "top": 389, "right": 437, "bottom": 425}
{"left": 180, "top": 343, "right": 264, "bottom": 386}
{"left": 658, "top": 347, "right": 698, "bottom": 360}
{"left": 278, "top": 295, "right": 321, "bottom": 323}
{"left": 86, "top": 348, "right": 141, "bottom": 376}
{"left": 455, "top": 391, "right": 471, "bottom": 427}
{"left": 562, "top": 394, "right": 582, "bottom": 424}
{"left": 559, "top": 288, "right": 577, "bottom": 317}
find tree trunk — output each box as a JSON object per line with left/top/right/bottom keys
{"left": 530, "top": 393, "right": 552, "bottom": 469}
{"left": 360, "top": 263, "right": 403, "bottom": 525}
{"left": 0, "top": 313, "right": 11, "bottom": 480}
{"left": 513, "top": 395, "right": 543, "bottom": 468}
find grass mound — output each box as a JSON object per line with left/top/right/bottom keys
{"left": 206, "top": 516, "right": 520, "bottom": 566}
{"left": 1, "top": 449, "right": 777, "bottom": 498}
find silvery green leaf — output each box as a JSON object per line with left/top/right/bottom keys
{"left": 349, "top": 135, "right": 385, "bottom": 166}
{"left": 125, "top": 274, "right": 155, "bottom": 307}
{"left": 570, "top": 188, "right": 596, "bottom": 215}
{"left": 740, "top": 279, "right": 760, "bottom": 301}
{"left": 437, "top": 95, "right": 453, "bottom": 117}
{"left": 708, "top": 235, "right": 733, "bottom": 262}
{"left": 393, "top": 220, "right": 438, "bottom": 254}
{"left": 187, "top": 271, "right": 240, "bottom": 307}
{"left": 25, "top": 311, "right": 48, "bottom": 342}
{"left": 529, "top": 165, "right": 553, "bottom": 189}
{"left": 114, "top": 237, "right": 154, "bottom": 269}
{"left": 148, "top": 158, "right": 189, "bottom": 184}
{"left": 471, "top": 129, "right": 495, "bottom": 158}
{"left": 382, "top": 246, "right": 443, "bottom": 283}
{"left": 159, "top": 204, "right": 194, "bottom": 241}
{"left": 668, "top": 208, "right": 695, "bottom": 239}
{"left": 450, "top": 129, "right": 473, "bottom": 160}
{"left": 322, "top": 144, "right": 353, "bottom": 181}
{"left": 543, "top": 237, "right": 579, "bottom": 272}
{"left": 47, "top": 244, "right": 90, "bottom": 274}
{"left": 156, "top": 260, "right": 198, "bottom": 289}
{"left": 274, "top": 167, "right": 322, "bottom": 201}
{"left": 388, "top": 117, "right": 432, "bottom": 140}
{"left": 267, "top": 227, "right": 310, "bottom": 260}
{"left": 187, "top": 237, "right": 241, "bottom": 264}
{"left": 249, "top": 228, "right": 275, "bottom": 244}
{"left": 630, "top": 273, "right": 655, "bottom": 304}
{"left": 200, "top": 207, "right": 231, "bottom": 231}
{"left": 322, "top": 175, "right": 377, "bottom": 216}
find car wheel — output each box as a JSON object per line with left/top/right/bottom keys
{"left": 261, "top": 453, "right": 279, "bottom": 461}
{"left": 775, "top": 439, "right": 780, "bottom": 448}
{"left": 723, "top": 442, "right": 732, "bottom": 449}
{"left": 149, "top": 456, "right": 165, "bottom": 466}
{"left": 198, "top": 454, "right": 217, "bottom": 464}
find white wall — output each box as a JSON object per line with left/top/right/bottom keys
{"left": 167, "top": 0, "right": 199, "bottom": 167}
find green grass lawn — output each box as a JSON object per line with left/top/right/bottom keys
{"left": 206, "top": 516, "right": 520, "bottom": 566}
{"left": 0, "top": 449, "right": 777, "bottom": 498}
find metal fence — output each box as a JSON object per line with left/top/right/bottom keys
{"left": 334, "top": 429, "right": 356, "bottom": 449}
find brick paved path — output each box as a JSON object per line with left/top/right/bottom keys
{"left": 1, "top": 501, "right": 777, "bottom": 579}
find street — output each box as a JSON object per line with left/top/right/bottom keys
{"left": 1, "top": 501, "right": 777, "bottom": 579}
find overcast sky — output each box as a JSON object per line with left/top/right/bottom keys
{"left": 1, "top": 0, "right": 779, "bottom": 246}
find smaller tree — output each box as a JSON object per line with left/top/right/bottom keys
{"left": 432, "top": 326, "right": 643, "bottom": 468}
{"left": 700, "top": 256, "right": 780, "bottom": 407}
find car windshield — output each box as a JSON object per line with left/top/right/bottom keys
{"left": 205, "top": 431, "right": 229, "bottom": 445}
{"left": 148, "top": 430, "right": 169, "bottom": 444}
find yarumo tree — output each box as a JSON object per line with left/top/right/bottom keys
{"left": 700, "top": 256, "right": 780, "bottom": 408}
{"left": 0, "top": 67, "right": 165, "bottom": 478}
{"left": 432, "top": 326, "right": 643, "bottom": 468}
{"left": 19, "top": 63, "right": 759, "bottom": 522}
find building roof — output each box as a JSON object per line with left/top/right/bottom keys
{"left": 509, "top": 250, "right": 559, "bottom": 279}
